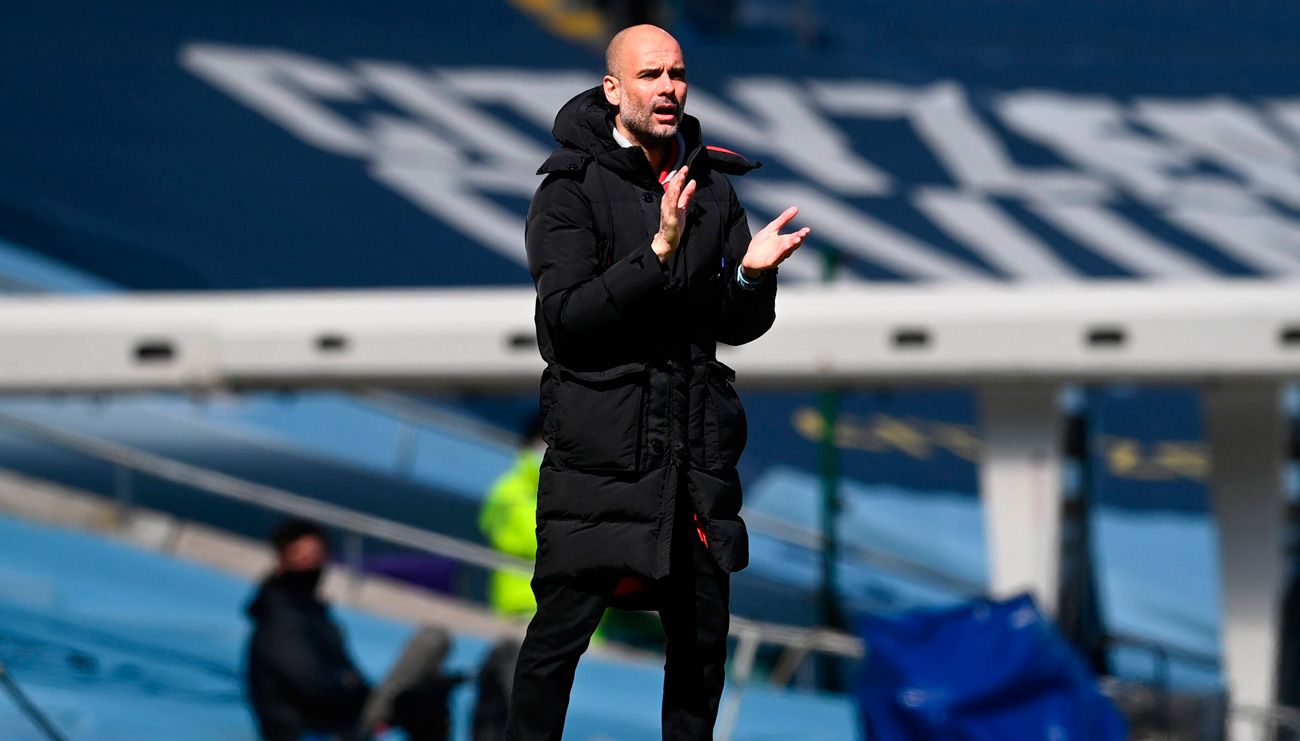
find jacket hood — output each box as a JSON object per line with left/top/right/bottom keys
{"left": 551, "top": 86, "right": 619, "bottom": 155}
{"left": 245, "top": 572, "right": 326, "bottom": 621}
{"left": 551, "top": 85, "right": 704, "bottom": 156}
{"left": 542, "top": 86, "right": 759, "bottom": 179}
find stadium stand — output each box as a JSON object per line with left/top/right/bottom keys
{"left": 5, "top": 0, "right": 1300, "bottom": 736}
{"left": 0, "top": 481, "right": 857, "bottom": 740}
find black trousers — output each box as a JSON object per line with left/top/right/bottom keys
{"left": 506, "top": 491, "right": 731, "bottom": 741}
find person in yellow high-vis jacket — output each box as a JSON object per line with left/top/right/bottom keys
{"left": 479, "top": 422, "right": 544, "bottom": 619}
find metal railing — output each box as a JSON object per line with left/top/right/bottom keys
{"left": 0, "top": 407, "right": 865, "bottom": 741}
{"left": 1228, "top": 703, "right": 1300, "bottom": 740}
{"left": 360, "top": 389, "right": 523, "bottom": 449}
{"left": 0, "top": 659, "right": 67, "bottom": 741}
{"left": 747, "top": 509, "right": 1222, "bottom": 676}
{"left": 745, "top": 509, "right": 987, "bottom": 598}
{"left": 2, "top": 403, "right": 1248, "bottom": 739}
{"left": 0, "top": 408, "right": 533, "bottom": 576}
{"left": 357, "top": 389, "right": 523, "bottom": 478}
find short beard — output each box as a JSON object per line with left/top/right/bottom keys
{"left": 618, "top": 107, "right": 678, "bottom": 143}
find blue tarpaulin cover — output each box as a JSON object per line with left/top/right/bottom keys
{"left": 856, "top": 593, "right": 1127, "bottom": 740}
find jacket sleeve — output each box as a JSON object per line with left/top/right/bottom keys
{"left": 715, "top": 186, "right": 777, "bottom": 346}
{"left": 526, "top": 175, "right": 668, "bottom": 340}
{"left": 253, "top": 619, "right": 367, "bottom": 709}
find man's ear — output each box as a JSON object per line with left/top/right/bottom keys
{"left": 602, "top": 74, "right": 621, "bottom": 107}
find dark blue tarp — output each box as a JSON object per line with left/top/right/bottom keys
{"left": 5, "top": 0, "right": 1300, "bottom": 288}
{"left": 857, "top": 593, "right": 1127, "bottom": 740}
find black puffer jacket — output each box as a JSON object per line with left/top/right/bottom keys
{"left": 526, "top": 86, "right": 777, "bottom": 581}
{"left": 245, "top": 574, "right": 369, "bottom": 741}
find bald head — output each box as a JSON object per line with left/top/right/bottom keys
{"left": 602, "top": 25, "right": 688, "bottom": 150}
{"left": 605, "top": 24, "right": 680, "bottom": 80}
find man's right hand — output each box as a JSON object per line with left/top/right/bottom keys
{"left": 652, "top": 166, "right": 696, "bottom": 263}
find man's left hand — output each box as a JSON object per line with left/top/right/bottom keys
{"left": 740, "top": 206, "right": 810, "bottom": 280}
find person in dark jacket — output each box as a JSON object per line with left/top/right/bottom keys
{"left": 508, "top": 24, "right": 809, "bottom": 741}
{"left": 245, "top": 519, "right": 458, "bottom": 741}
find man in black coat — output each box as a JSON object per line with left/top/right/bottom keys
{"left": 509, "top": 24, "right": 809, "bottom": 741}
{"left": 245, "top": 519, "right": 457, "bottom": 741}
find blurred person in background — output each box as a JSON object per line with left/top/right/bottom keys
{"left": 509, "top": 23, "right": 808, "bottom": 741}
{"left": 475, "top": 412, "right": 666, "bottom": 741}
{"left": 479, "top": 416, "right": 545, "bottom": 621}
{"left": 244, "top": 518, "right": 460, "bottom": 741}
{"left": 473, "top": 417, "right": 542, "bottom": 741}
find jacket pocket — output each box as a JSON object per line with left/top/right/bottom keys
{"left": 702, "top": 360, "right": 747, "bottom": 470}
{"left": 550, "top": 362, "right": 649, "bottom": 473}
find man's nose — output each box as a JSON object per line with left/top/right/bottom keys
{"left": 656, "top": 73, "right": 675, "bottom": 97}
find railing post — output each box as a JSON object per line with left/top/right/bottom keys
{"left": 1058, "top": 388, "right": 1108, "bottom": 674}
{"left": 395, "top": 421, "right": 419, "bottom": 477}
{"left": 816, "top": 247, "right": 845, "bottom": 691}
{"left": 112, "top": 464, "right": 134, "bottom": 528}
{"left": 344, "top": 531, "right": 365, "bottom": 604}
{"left": 1206, "top": 383, "right": 1288, "bottom": 741}
{"left": 717, "top": 624, "right": 762, "bottom": 741}
{"left": 978, "top": 384, "right": 1065, "bottom": 611}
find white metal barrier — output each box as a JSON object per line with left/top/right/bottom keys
{"left": 1, "top": 282, "right": 1297, "bottom": 738}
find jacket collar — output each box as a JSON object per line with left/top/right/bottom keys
{"left": 613, "top": 125, "right": 686, "bottom": 186}
{"left": 541, "top": 85, "right": 761, "bottom": 181}
{"left": 549, "top": 85, "right": 703, "bottom": 184}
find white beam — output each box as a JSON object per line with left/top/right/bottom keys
{"left": 739, "top": 280, "right": 1300, "bottom": 385}
{"left": 0, "top": 281, "right": 1297, "bottom": 392}
{"left": 0, "top": 289, "right": 541, "bottom": 393}
{"left": 978, "top": 385, "right": 1064, "bottom": 612}
{"left": 1206, "top": 384, "right": 1289, "bottom": 739}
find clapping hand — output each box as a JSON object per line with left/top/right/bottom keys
{"left": 652, "top": 166, "right": 697, "bottom": 263}
{"left": 741, "top": 207, "right": 810, "bottom": 279}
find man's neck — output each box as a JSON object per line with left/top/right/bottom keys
{"left": 613, "top": 120, "right": 674, "bottom": 173}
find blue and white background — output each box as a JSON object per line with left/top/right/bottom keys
{"left": 3, "top": 0, "right": 1298, "bottom": 735}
